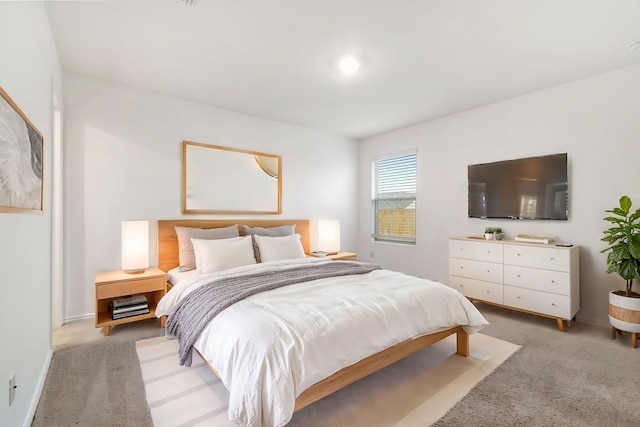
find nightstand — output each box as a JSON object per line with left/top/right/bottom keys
{"left": 94, "top": 267, "right": 167, "bottom": 336}
{"left": 328, "top": 252, "right": 358, "bottom": 261}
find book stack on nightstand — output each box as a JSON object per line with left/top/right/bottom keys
{"left": 110, "top": 295, "right": 149, "bottom": 320}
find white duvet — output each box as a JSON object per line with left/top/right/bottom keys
{"left": 156, "top": 258, "right": 488, "bottom": 427}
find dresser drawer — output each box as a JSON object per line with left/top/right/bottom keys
{"left": 504, "top": 265, "right": 571, "bottom": 296}
{"left": 504, "top": 285, "right": 571, "bottom": 318}
{"left": 449, "top": 258, "right": 503, "bottom": 283}
{"left": 449, "top": 276, "right": 504, "bottom": 304}
{"left": 449, "top": 239, "right": 503, "bottom": 263}
{"left": 504, "top": 244, "right": 570, "bottom": 272}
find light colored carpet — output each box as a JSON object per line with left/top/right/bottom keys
{"left": 136, "top": 333, "right": 520, "bottom": 427}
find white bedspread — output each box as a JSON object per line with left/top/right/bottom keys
{"left": 157, "top": 259, "right": 488, "bottom": 427}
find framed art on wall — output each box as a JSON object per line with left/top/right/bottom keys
{"left": 0, "top": 87, "right": 43, "bottom": 212}
{"left": 182, "top": 141, "right": 282, "bottom": 214}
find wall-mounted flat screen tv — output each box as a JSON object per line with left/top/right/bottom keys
{"left": 468, "top": 153, "right": 568, "bottom": 220}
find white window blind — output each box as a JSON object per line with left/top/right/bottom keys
{"left": 371, "top": 152, "right": 417, "bottom": 244}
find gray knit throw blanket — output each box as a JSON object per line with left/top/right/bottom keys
{"left": 166, "top": 261, "right": 381, "bottom": 366}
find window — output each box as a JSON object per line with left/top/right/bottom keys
{"left": 371, "top": 152, "right": 417, "bottom": 244}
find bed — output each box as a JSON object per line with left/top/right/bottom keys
{"left": 155, "top": 219, "right": 488, "bottom": 427}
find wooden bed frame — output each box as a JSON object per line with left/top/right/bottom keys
{"left": 156, "top": 219, "right": 470, "bottom": 412}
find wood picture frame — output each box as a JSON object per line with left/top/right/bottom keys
{"left": 0, "top": 87, "right": 43, "bottom": 212}
{"left": 182, "top": 141, "right": 282, "bottom": 214}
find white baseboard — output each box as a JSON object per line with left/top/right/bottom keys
{"left": 23, "top": 349, "right": 52, "bottom": 427}
{"left": 62, "top": 313, "right": 94, "bottom": 324}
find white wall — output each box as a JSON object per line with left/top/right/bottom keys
{"left": 359, "top": 64, "right": 640, "bottom": 324}
{"left": 0, "top": 2, "right": 62, "bottom": 427}
{"left": 63, "top": 73, "right": 359, "bottom": 319}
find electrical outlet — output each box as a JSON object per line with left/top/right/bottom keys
{"left": 9, "top": 372, "right": 16, "bottom": 406}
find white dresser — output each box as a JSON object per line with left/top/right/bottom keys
{"left": 449, "top": 237, "right": 579, "bottom": 331}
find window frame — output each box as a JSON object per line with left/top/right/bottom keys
{"left": 371, "top": 150, "right": 417, "bottom": 245}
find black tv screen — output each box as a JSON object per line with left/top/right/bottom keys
{"left": 468, "top": 153, "right": 568, "bottom": 220}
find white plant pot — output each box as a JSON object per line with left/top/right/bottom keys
{"left": 609, "top": 291, "right": 640, "bottom": 333}
{"left": 484, "top": 233, "right": 494, "bottom": 240}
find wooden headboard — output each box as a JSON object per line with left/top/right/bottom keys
{"left": 157, "top": 219, "right": 310, "bottom": 272}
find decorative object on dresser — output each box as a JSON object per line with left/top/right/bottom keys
{"left": 601, "top": 195, "right": 640, "bottom": 348}
{"left": 449, "top": 236, "right": 579, "bottom": 331}
{"left": 95, "top": 267, "right": 167, "bottom": 336}
{"left": 484, "top": 227, "right": 496, "bottom": 240}
{"left": 494, "top": 227, "right": 504, "bottom": 240}
{"left": 514, "top": 234, "right": 555, "bottom": 244}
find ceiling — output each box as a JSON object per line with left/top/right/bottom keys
{"left": 45, "top": 0, "right": 640, "bottom": 139}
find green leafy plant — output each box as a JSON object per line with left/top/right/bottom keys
{"left": 601, "top": 195, "right": 640, "bottom": 297}
{"left": 494, "top": 227, "right": 502, "bottom": 234}
{"left": 484, "top": 227, "right": 496, "bottom": 234}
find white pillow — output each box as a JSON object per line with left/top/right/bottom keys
{"left": 175, "top": 225, "right": 239, "bottom": 271}
{"left": 254, "top": 234, "right": 306, "bottom": 263}
{"left": 191, "top": 236, "right": 256, "bottom": 274}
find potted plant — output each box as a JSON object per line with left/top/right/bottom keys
{"left": 494, "top": 227, "right": 504, "bottom": 240}
{"left": 484, "top": 227, "right": 496, "bottom": 240}
{"left": 601, "top": 195, "right": 640, "bottom": 348}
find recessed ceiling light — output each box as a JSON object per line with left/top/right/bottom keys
{"left": 338, "top": 56, "right": 360, "bottom": 74}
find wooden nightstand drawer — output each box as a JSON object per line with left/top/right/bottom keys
{"left": 96, "top": 276, "right": 165, "bottom": 299}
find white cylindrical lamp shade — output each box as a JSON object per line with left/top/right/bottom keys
{"left": 122, "top": 220, "right": 149, "bottom": 273}
{"left": 318, "top": 219, "right": 341, "bottom": 253}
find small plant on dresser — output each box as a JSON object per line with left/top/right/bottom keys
{"left": 484, "top": 227, "right": 496, "bottom": 240}
{"left": 494, "top": 227, "right": 504, "bottom": 240}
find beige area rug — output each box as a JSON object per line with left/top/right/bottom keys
{"left": 136, "top": 333, "right": 520, "bottom": 427}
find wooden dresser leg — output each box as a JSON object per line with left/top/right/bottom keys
{"left": 632, "top": 332, "right": 637, "bottom": 349}
{"left": 103, "top": 326, "right": 111, "bottom": 336}
{"left": 556, "top": 318, "right": 565, "bottom": 332}
{"left": 612, "top": 327, "right": 618, "bottom": 340}
{"left": 160, "top": 315, "right": 167, "bottom": 328}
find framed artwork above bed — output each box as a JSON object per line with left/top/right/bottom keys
{"left": 181, "top": 141, "right": 282, "bottom": 214}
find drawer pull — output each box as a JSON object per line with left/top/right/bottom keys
{"left": 551, "top": 280, "right": 556, "bottom": 284}
{"left": 486, "top": 290, "right": 490, "bottom": 293}
{"left": 517, "top": 274, "right": 521, "bottom": 278}
{"left": 550, "top": 257, "right": 555, "bottom": 261}
{"left": 551, "top": 303, "right": 556, "bottom": 306}
{"left": 517, "top": 253, "right": 521, "bottom": 256}
{"left": 486, "top": 270, "right": 490, "bottom": 273}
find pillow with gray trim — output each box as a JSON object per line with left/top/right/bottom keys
{"left": 242, "top": 224, "right": 296, "bottom": 262}
{"left": 175, "top": 225, "right": 239, "bottom": 271}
